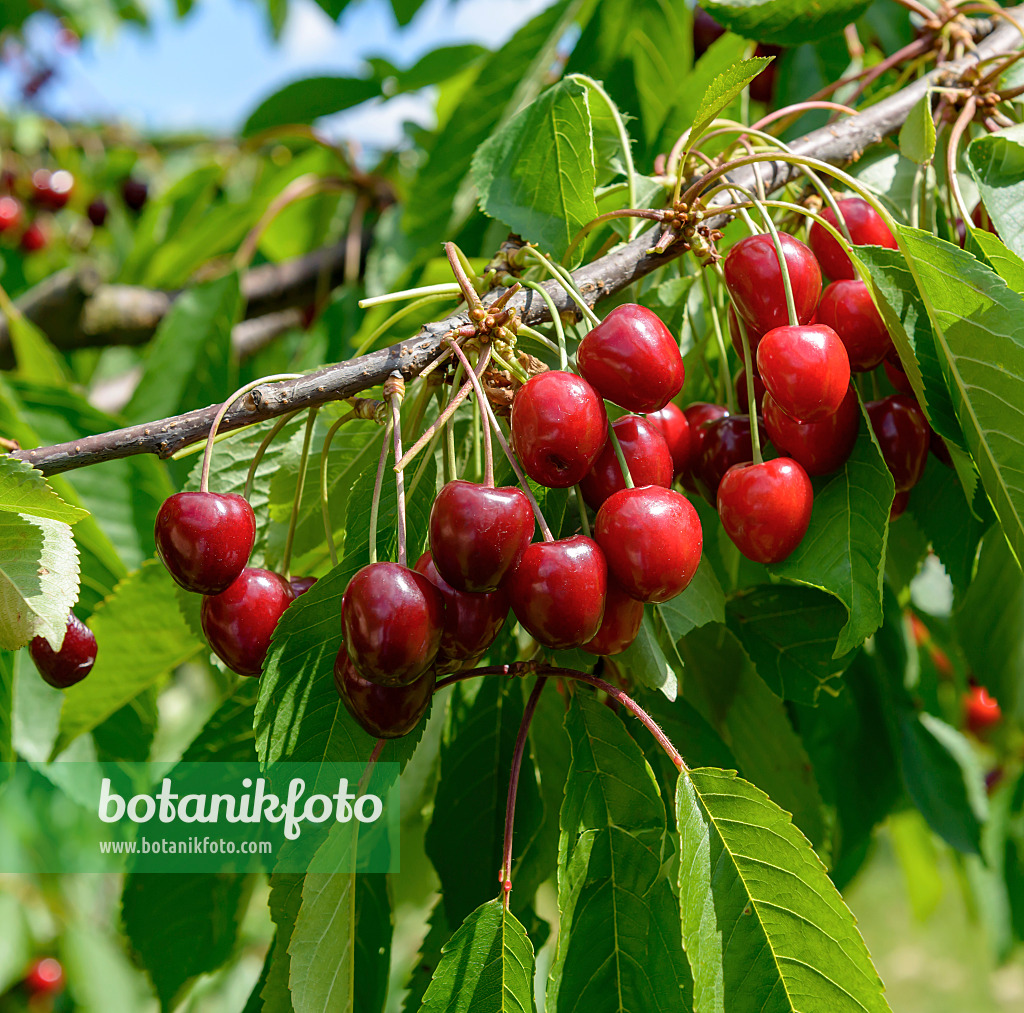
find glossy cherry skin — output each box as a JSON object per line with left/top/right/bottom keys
{"left": 883, "top": 358, "right": 913, "bottom": 394}
{"left": 289, "top": 576, "right": 318, "bottom": 597}
{"left": 24, "top": 958, "right": 65, "bottom": 997}
{"left": 889, "top": 490, "right": 909, "bottom": 520}
{"left": 19, "top": 220, "right": 47, "bottom": 252}
{"left": 87, "top": 197, "right": 108, "bottom": 227}
{"left": 334, "top": 646, "right": 434, "bottom": 739}
{"left": 866, "top": 395, "right": 929, "bottom": 492}
{"left": 577, "top": 303, "right": 684, "bottom": 412}
{"left": 695, "top": 414, "right": 767, "bottom": 501}
{"left": 964, "top": 685, "right": 1001, "bottom": 735}
{"left": 429, "top": 480, "right": 534, "bottom": 592}
{"left": 756, "top": 323, "right": 851, "bottom": 422}
{"left": 594, "top": 486, "right": 703, "bottom": 603}
{"left": 762, "top": 385, "right": 860, "bottom": 476}
{"left": 0, "top": 195, "right": 22, "bottom": 232}
{"left": 503, "top": 536, "right": 607, "bottom": 649}
{"left": 809, "top": 197, "right": 898, "bottom": 280}
{"left": 728, "top": 304, "right": 766, "bottom": 362}
{"left": 646, "top": 403, "right": 692, "bottom": 477}
{"left": 200, "top": 568, "right": 295, "bottom": 677}
{"left": 735, "top": 368, "right": 767, "bottom": 413}
{"left": 723, "top": 232, "right": 821, "bottom": 334}
{"left": 817, "top": 279, "right": 891, "bottom": 371}
{"left": 684, "top": 403, "right": 730, "bottom": 463}
{"left": 415, "top": 552, "right": 507, "bottom": 667}
{"left": 582, "top": 578, "right": 644, "bottom": 656}
{"left": 30, "top": 613, "right": 96, "bottom": 689}
{"left": 511, "top": 371, "right": 608, "bottom": 488}
{"left": 579, "top": 414, "right": 673, "bottom": 509}
{"left": 717, "top": 458, "right": 813, "bottom": 564}
{"left": 155, "top": 491, "right": 256, "bottom": 595}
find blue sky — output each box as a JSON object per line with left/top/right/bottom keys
{"left": 10, "top": 0, "right": 549, "bottom": 144}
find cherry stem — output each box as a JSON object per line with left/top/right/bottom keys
{"left": 368, "top": 417, "right": 394, "bottom": 566}
{"left": 395, "top": 373, "right": 475, "bottom": 472}
{"left": 947, "top": 96, "right": 978, "bottom": 225}
{"left": 517, "top": 279, "right": 568, "bottom": 369}
{"left": 358, "top": 738, "right": 387, "bottom": 795}
{"left": 383, "top": 372, "right": 408, "bottom": 567}
{"left": 319, "top": 410, "right": 360, "bottom": 568}
{"left": 281, "top": 407, "right": 319, "bottom": 580}
{"left": 446, "top": 242, "right": 484, "bottom": 311}
{"left": 574, "top": 486, "right": 592, "bottom": 537}
{"left": 445, "top": 338, "right": 495, "bottom": 488}
{"left": 516, "top": 322, "right": 561, "bottom": 356}
{"left": 751, "top": 100, "right": 858, "bottom": 134}
{"left": 747, "top": 192, "right": 799, "bottom": 327}
{"left": 699, "top": 268, "right": 735, "bottom": 412}
{"left": 243, "top": 411, "right": 300, "bottom": 501}
{"left": 518, "top": 246, "right": 601, "bottom": 327}
{"left": 353, "top": 293, "right": 459, "bottom": 358}
{"left": 489, "top": 347, "right": 529, "bottom": 382}
{"left": 500, "top": 677, "right": 547, "bottom": 908}
{"left": 608, "top": 425, "right": 635, "bottom": 489}
{"left": 359, "top": 283, "right": 462, "bottom": 308}
{"left": 199, "top": 374, "right": 303, "bottom": 494}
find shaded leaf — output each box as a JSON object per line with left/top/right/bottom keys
{"left": 966, "top": 124, "right": 1024, "bottom": 260}
{"left": 700, "top": 0, "right": 874, "bottom": 46}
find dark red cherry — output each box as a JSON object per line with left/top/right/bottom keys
{"left": 334, "top": 646, "right": 434, "bottom": 739}
{"left": 749, "top": 45, "right": 783, "bottom": 104}
{"left": 503, "top": 535, "right": 607, "bottom": 649}
{"left": 695, "top": 414, "right": 767, "bottom": 501}
{"left": 866, "top": 395, "right": 929, "bottom": 492}
{"left": 577, "top": 304, "right": 684, "bottom": 412}
{"left": 155, "top": 491, "right": 256, "bottom": 595}
{"left": 415, "top": 551, "right": 507, "bottom": 666}
{"left": 646, "top": 403, "right": 692, "bottom": 477}
{"left": 429, "top": 480, "right": 534, "bottom": 592}
{"left": 86, "top": 197, "right": 108, "bottom": 227}
{"left": 930, "top": 428, "right": 953, "bottom": 468}
{"left": 735, "top": 367, "right": 767, "bottom": 413}
{"left": 817, "top": 279, "right": 892, "bottom": 371}
{"left": 200, "top": 568, "right": 294, "bottom": 677}
{"left": 890, "top": 490, "right": 909, "bottom": 520}
{"left": 19, "top": 220, "right": 47, "bottom": 252}
{"left": 717, "top": 458, "right": 813, "bottom": 564}
{"left": 684, "top": 403, "right": 730, "bottom": 463}
{"left": 30, "top": 613, "right": 96, "bottom": 689}
{"left": 693, "top": 8, "right": 725, "bottom": 58}
{"left": 579, "top": 414, "right": 673, "bottom": 509}
{"left": 971, "top": 202, "right": 998, "bottom": 236}
{"left": 24, "top": 958, "right": 65, "bottom": 997}
{"left": 809, "top": 197, "right": 898, "bottom": 280}
{"left": 723, "top": 232, "right": 821, "bottom": 334}
{"left": 511, "top": 371, "right": 608, "bottom": 488}
{"left": 762, "top": 385, "right": 860, "bottom": 475}
{"left": 45, "top": 169, "right": 73, "bottom": 209}
{"left": 594, "top": 486, "right": 703, "bottom": 603}
{"left": 289, "top": 576, "right": 318, "bottom": 597}
{"left": 0, "top": 195, "right": 22, "bottom": 231}
{"left": 582, "top": 578, "right": 644, "bottom": 656}
{"left": 342, "top": 562, "right": 444, "bottom": 687}
{"left": 756, "top": 323, "right": 851, "bottom": 422}
{"left": 883, "top": 358, "right": 914, "bottom": 394}
{"left": 122, "top": 177, "right": 148, "bottom": 211}
{"left": 964, "top": 685, "right": 1001, "bottom": 735}
{"left": 728, "top": 304, "right": 766, "bottom": 362}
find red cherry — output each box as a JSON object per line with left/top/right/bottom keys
{"left": 594, "top": 486, "right": 702, "bottom": 603}
{"left": 816, "top": 279, "right": 892, "bottom": 371}
{"left": 122, "top": 177, "right": 149, "bottom": 211}
{"left": 30, "top": 169, "right": 53, "bottom": 206}
{"left": 890, "top": 489, "right": 909, "bottom": 520}
{"left": 334, "top": 646, "right": 434, "bottom": 739}
{"left": 883, "top": 358, "right": 914, "bottom": 394}
{"left": 682, "top": 402, "right": 730, "bottom": 491}
{"left": 29, "top": 613, "right": 96, "bottom": 689}
{"left": 728, "top": 303, "right": 766, "bottom": 362}
{"left": 866, "top": 395, "right": 929, "bottom": 492}
{"left": 735, "top": 367, "right": 767, "bottom": 413}
{"left": 646, "top": 403, "right": 692, "bottom": 477}
{"left": 693, "top": 8, "right": 725, "bottom": 58}
{"left": 46, "top": 169, "right": 73, "bottom": 209}
{"left": 577, "top": 304, "right": 684, "bottom": 412}
{"left": 971, "top": 202, "right": 998, "bottom": 236}
{"left": 964, "top": 685, "right": 1001, "bottom": 735}
{"left": 579, "top": 414, "right": 673, "bottom": 509}
{"left": 289, "top": 576, "right": 317, "bottom": 597}
{"left": 503, "top": 535, "right": 607, "bottom": 649}
{"left": 0, "top": 195, "right": 22, "bottom": 231}
{"left": 809, "top": 197, "right": 897, "bottom": 281}
{"left": 428, "top": 480, "right": 534, "bottom": 592}
{"left": 762, "top": 385, "right": 859, "bottom": 475}
{"left": 929, "top": 428, "right": 953, "bottom": 468}
{"left": 19, "top": 220, "right": 47, "bottom": 252}
{"left": 200, "top": 568, "right": 294, "bottom": 677}
{"left": 511, "top": 371, "right": 608, "bottom": 488}
{"left": 724, "top": 232, "right": 821, "bottom": 334}
{"left": 581, "top": 578, "right": 644, "bottom": 656}
{"left": 717, "top": 458, "right": 813, "bottom": 564}
{"left": 695, "top": 414, "right": 767, "bottom": 501}
{"left": 749, "top": 45, "right": 783, "bottom": 104}
{"left": 414, "top": 551, "right": 507, "bottom": 667}
{"left": 908, "top": 612, "right": 930, "bottom": 646}
{"left": 756, "top": 323, "right": 851, "bottom": 422}
{"left": 155, "top": 491, "right": 256, "bottom": 595}
{"left": 87, "top": 197, "right": 108, "bottom": 227}
{"left": 24, "top": 958, "right": 64, "bottom": 997}
{"left": 342, "top": 562, "right": 444, "bottom": 686}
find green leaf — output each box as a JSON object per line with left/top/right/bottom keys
{"left": 401, "top": 899, "right": 450, "bottom": 1013}
{"left": 658, "top": 555, "right": 727, "bottom": 640}
{"left": 0, "top": 511, "right": 79, "bottom": 651}
{"left": 243, "top": 76, "right": 381, "bottom": 136}
{"left": 966, "top": 124, "right": 1024, "bottom": 260}
{"left": 686, "top": 55, "right": 773, "bottom": 150}
{"left": 0, "top": 289, "right": 67, "bottom": 386}
{"left": 263, "top": 873, "right": 304, "bottom": 1010}
{"left": 898, "top": 91, "right": 936, "bottom": 165}
{"left": 768, "top": 423, "right": 894, "bottom": 655}
{"left": 52, "top": 561, "right": 202, "bottom": 757}
{"left": 368, "top": 45, "right": 487, "bottom": 95}
{"left": 0, "top": 456, "right": 87, "bottom": 524}
{"left": 970, "top": 229, "right": 1024, "bottom": 294}
{"left": 700, "top": 0, "right": 874, "bottom": 46}
{"left": 182, "top": 680, "right": 259, "bottom": 762}
{"left": 472, "top": 78, "right": 598, "bottom": 262}
{"left": 726, "top": 584, "right": 852, "bottom": 704}
{"left": 617, "top": 611, "right": 678, "bottom": 698}
{"left": 677, "top": 766, "right": 891, "bottom": 1013}
{"left": 0, "top": 651, "right": 13, "bottom": 787}
{"left": 420, "top": 898, "right": 537, "bottom": 1013}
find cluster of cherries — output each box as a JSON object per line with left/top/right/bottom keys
{"left": 333, "top": 303, "right": 704, "bottom": 739}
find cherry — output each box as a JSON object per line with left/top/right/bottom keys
{"left": 201, "top": 568, "right": 293, "bottom": 676}
{"left": 342, "top": 561, "right": 444, "bottom": 686}
{"left": 87, "top": 197, "right": 109, "bottom": 227}
{"left": 728, "top": 304, "right": 766, "bottom": 362}
{"left": 762, "top": 385, "right": 859, "bottom": 475}
{"left": 594, "top": 486, "right": 702, "bottom": 603}
{"left": 756, "top": 323, "right": 850, "bottom": 422}
{"left": 971, "top": 201, "right": 998, "bottom": 236}
{"left": 694, "top": 414, "right": 767, "bottom": 500}
{"left": 749, "top": 45, "right": 783, "bottom": 104}
{"left": 414, "top": 552, "right": 507, "bottom": 668}
{"left": 334, "top": 646, "right": 434, "bottom": 739}
{"left": 866, "top": 395, "right": 929, "bottom": 492}
{"left": 809, "top": 197, "right": 897, "bottom": 281}
{"left": 683, "top": 402, "right": 730, "bottom": 466}
{"left": 20, "top": 220, "right": 47, "bottom": 252}
{"left": 646, "top": 403, "right": 692, "bottom": 477}
{"left": 723, "top": 232, "right": 821, "bottom": 334}
{"left": 929, "top": 429, "right": 953, "bottom": 468}
{"left": 289, "top": 576, "right": 318, "bottom": 597}
{"left": 693, "top": 8, "right": 725, "bottom": 58}
{"left": 24, "top": 958, "right": 65, "bottom": 997}
{"left": 511, "top": 371, "right": 607, "bottom": 488}
{"left": 503, "top": 535, "right": 607, "bottom": 649}
{"left": 964, "top": 685, "right": 1001, "bottom": 735}
{"left": 428, "top": 480, "right": 534, "bottom": 592}
{"left": 0, "top": 195, "right": 22, "bottom": 231}
{"left": 31, "top": 168, "right": 73, "bottom": 210}
{"left": 122, "top": 177, "right": 149, "bottom": 211}
{"left": 578, "top": 414, "right": 673, "bottom": 509}
{"left": 883, "top": 358, "right": 913, "bottom": 394}
{"left": 577, "top": 303, "right": 684, "bottom": 412}
{"left": 30, "top": 613, "right": 96, "bottom": 689}
{"left": 735, "top": 367, "right": 767, "bottom": 413}
{"left": 890, "top": 490, "right": 909, "bottom": 520}
{"left": 717, "top": 458, "right": 813, "bottom": 564}
{"left": 155, "top": 491, "right": 256, "bottom": 595}
{"left": 816, "top": 279, "right": 892, "bottom": 371}
{"left": 581, "top": 578, "right": 644, "bottom": 656}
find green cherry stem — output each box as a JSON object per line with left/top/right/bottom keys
{"left": 358, "top": 283, "right": 462, "bottom": 307}
{"left": 747, "top": 191, "right": 799, "bottom": 328}
{"left": 700, "top": 267, "right": 735, "bottom": 412}
{"left": 353, "top": 293, "right": 458, "bottom": 358}
{"left": 445, "top": 339, "right": 495, "bottom": 487}
{"left": 386, "top": 372, "right": 408, "bottom": 567}
{"left": 319, "top": 409, "right": 362, "bottom": 568}
{"left": 608, "top": 424, "right": 635, "bottom": 489}
{"left": 368, "top": 417, "right": 395, "bottom": 566}
{"left": 280, "top": 406, "right": 319, "bottom": 580}
{"left": 517, "top": 246, "right": 601, "bottom": 327}
{"left": 574, "top": 486, "right": 592, "bottom": 537}
{"left": 243, "top": 411, "right": 300, "bottom": 501}
{"left": 516, "top": 278, "right": 568, "bottom": 368}
{"left": 516, "top": 322, "right": 561, "bottom": 356}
